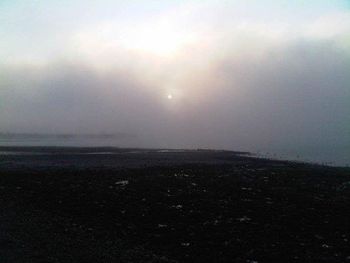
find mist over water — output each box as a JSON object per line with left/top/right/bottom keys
{"left": 1, "top": 1, "right": 349, "bottom": 167}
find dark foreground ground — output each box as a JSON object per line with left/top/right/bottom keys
{"left": 0, "top": 147, "right": 349, "bottom": 262}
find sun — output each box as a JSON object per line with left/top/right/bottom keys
{"left": 167, "top": 94, "right": 173, "bottom": 100}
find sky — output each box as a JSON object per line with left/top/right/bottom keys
{"left": 0, "top": 0, "right": 350, "bottom": 157}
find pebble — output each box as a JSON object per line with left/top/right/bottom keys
{"left": 237, "top": 216, "right": 251, "bottom": 222}
{"left": 115, "top": 180, "right": 129, "bottom": 186}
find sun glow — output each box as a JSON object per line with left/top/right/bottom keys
{"left": 120, "top": 24, "right": 194, "bottom": 56}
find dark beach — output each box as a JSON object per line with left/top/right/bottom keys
{"left": 0, "top": 147, "right": 349, "bottom": 262}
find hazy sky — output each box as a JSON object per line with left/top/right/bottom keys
{"left": 1, "top": 0, "right": 349, "bottom": 152}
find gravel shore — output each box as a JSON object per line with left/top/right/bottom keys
{"left": 0, "top": 147, "right": 349, "bottom": 262}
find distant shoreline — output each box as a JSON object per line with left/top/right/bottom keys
{"left": 1, "top": 145, "right": 348, "bottom": 168}
{"left": 0, "top": 145, "right": 247, "bottom": 155}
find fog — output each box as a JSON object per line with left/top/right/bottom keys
{"left": 0, "top": 1, "right": 349, "bottom": 163}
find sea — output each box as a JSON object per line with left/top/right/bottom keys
{"left": 0, "top": 133, "right": 349, "bottom": 167}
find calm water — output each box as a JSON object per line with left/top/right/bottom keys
{"left": 252, "top": 148, "right": 350, "bottom": 167}
{"left": 0, "top": 134, "right": 349, "bottom": 167}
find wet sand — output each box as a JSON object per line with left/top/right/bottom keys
{"left": 0, "top": 147, "right": 349, "bottom": 262}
